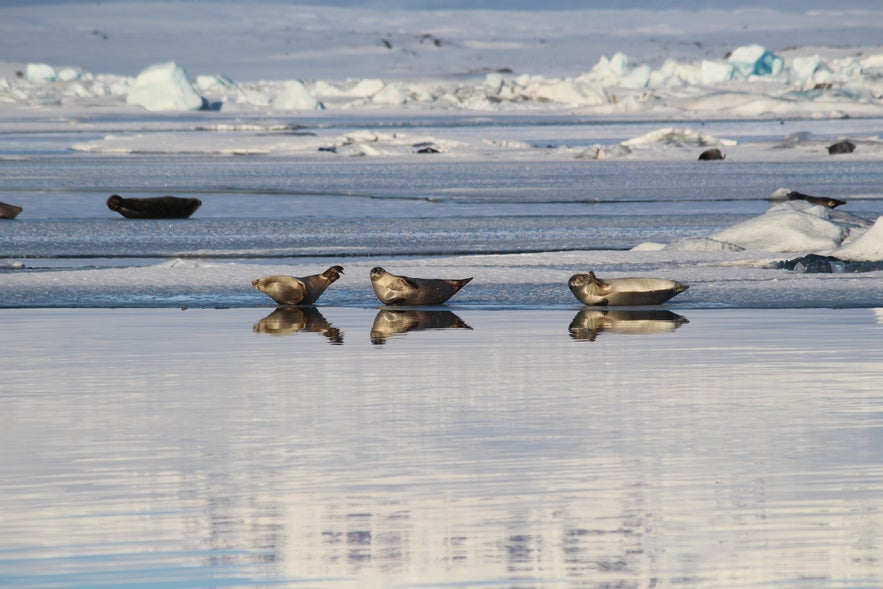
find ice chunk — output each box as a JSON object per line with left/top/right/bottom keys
{"left": 664, "top": 237, "right": 745, "bottom": 252}
{"left": 274, "top": 80, "right": 324, "bottom": 110}
{"left": 622, "top": 127, "right": 735, "bottom": 147}
{"left": 126, "top": 62, "right": 207, "bottom": 111}
{"left": 710, "top": 201, "right": 846, "bottom": 253}
{"left": 25, "top": 63, "right": 56, "bottom": 83}
{"left": 727, "top": 44, "right": 784, "bottom": 78}
{"left": 701, "top": 60, "right": 734, "bottom": 85}
{"left": 830, "top": 216, "right": 883, "bottom": 261}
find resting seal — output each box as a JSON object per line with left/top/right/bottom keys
{"left": 698, "top": 148, "right": 725, "bottom": 160}
{"left": 827, "top": 140, "right": 856, "bottom": 155}
{"left": 0, "top": 201, "right": 22, "bottom": 219}
{"left": 369, "top": 267, "right": 472, "bottom": 305}
{"left": 252, "top": 265, "right": 343, "bottom": 305}
{"left": 569, "top": 271, "right": 688, "bottom": 306}
{"left": 769, "top": 188, "right": 846, "bottom": 208}
{"left": 107, "top": 194, "right": 202, "bottom": 219}
{"left": 786, "top": 190, "right": 846, "bottom": 209}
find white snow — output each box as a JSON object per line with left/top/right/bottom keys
{"left": 708, "top": 201, "right": 849, "bottom": 253}
{"left": 831, "top": 215, "right": 883, "bottom": 260}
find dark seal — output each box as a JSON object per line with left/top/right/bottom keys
{"left": 0, "top": 201, "right": 23, "bottom": 219}
{"left": 107, "top": 194, "right": 202, "bottom": 219}
{"left": 698, "top": 148, "right": 725, "bottom": 160}
{"left": 785, "top": 190, "right": 846, "bottom": 208}
{"left": 827, "top": 140, "right": 856, "bottom": 155}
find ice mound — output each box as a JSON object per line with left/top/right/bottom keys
{"left": 727, "top": 44, "right": 785, "bottom": 78}
{"left": 622, "top": 127, "right": 736, "bottom": 148}
{"left": 829, "top": 216, "right": 883, "bottom": 261}
{"left": 126, "top": 62, "right": 207, "bottom": 111}
{"left": 663, "top": 237, "right": 746, "bottom": 252}
{"left": 710, "top": 201, "right": 847, "bottom": 253}
{"left": 25, "top": 63, "right": 56, "bottom": 83}
{"left": 274, "top": 80, "right": 324, "bottom": 110}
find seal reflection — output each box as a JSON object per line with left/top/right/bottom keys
{"left": 370, "top": 309, "right": 472, "bottom": 345}
{"left": 568, "top": 308, "right": 688, "bottom": 342}
{"left": 253, "top": 307, "right": 343, "bottom": 344}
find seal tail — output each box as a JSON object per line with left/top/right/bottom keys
{"left": 451, "top": 277, "right": 473, "bottom": 292}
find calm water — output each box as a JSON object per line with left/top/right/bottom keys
{"left": 2, "top": 307, "right": 882, "bottom": 589}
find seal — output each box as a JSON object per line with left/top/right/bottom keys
{"left": 252, "top": 265, "right": 343, "bottom": 305}
{"left": 827, "top": 140, "right": 856, "bottom": 154}
{"left": 107, "top": 194, "right": 202, "bottom": 219}
{"left": 370, "top": 309, "right": 472, "bottom": 344}
{"left": 768, "top": 188, "right": 846, "bottom": 208}
{"left": 698, "top": 148, "right": 725, "bottom": 160}
{"left": 568, "top": 271, "right": 688, "bottom": 306}
{"left": 786, "top": 190, "right": 846, "bottom": 209}
{"left": 369, "top": 267, "right": 472, "bottom": 305}
{"left": 0, "top": 201, "right": 23, "bottom": 219}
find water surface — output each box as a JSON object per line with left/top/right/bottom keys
{"left": 2, "top": 307, "right": 882, "bottom": 589}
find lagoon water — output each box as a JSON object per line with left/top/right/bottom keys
{"left": 2, "top": 306, "right": 883, "bottom": 588}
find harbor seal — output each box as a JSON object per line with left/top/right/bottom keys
{"left": 568, "top": 271, "right": 688, "bottom": 306}
{"left": 786, "top": 190, "right": 846, "bottom": 209}
{"left": 369, "top": 267, "right": 472, "bottom": 306}
{"left": 769, "top": 188, "right": 846, "bottom": 208}
{"left": 827, "top": 140, "right": 856, "bottom": 154}
{"left": 698, "top": 148, "right": 725, "bottom": 160}
{"left": 370, "top": 309, "right": 472, "bottom": 344}
{"left": 568, "top": 309, "right": 689, "bottom": 341}
{"left": 107, "top": 194, "right": 202, "bottom": 219}
{"left": 0, "top": 201, "right": 23, "bottom": 219}
{"left": 252, "top": 265, "right": 343, "bottom": 305}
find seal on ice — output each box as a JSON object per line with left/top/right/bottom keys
{"left": 369, "top": 267, "right": 472, "bottom": 305}
{"left": 252, "top": 265, "right": 344, "bottom": 305}
{"left": 106, "top": 194, "right": 202, "bottom": 219}
{"left": 568, "top": 271, "right": 688, "bottom": 306}
{"left": 0, "top": 201, "right": 23, "bottom": 219}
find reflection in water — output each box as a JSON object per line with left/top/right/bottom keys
{"left": 370, "top": 309, "right": 472, "bottom": 344}
{"left": 3, "top": 308, "right": 883, "bottom": 589}
{"left": 569, "top": 308, "right": 688, "bottom": 341}
{"left": 252, "top": 307, "right": 343, "bottom": 344}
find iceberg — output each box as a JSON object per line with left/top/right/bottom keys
{"left": 126, "top": 62, "right": 207, "bottom": 111}
{"left": 830, "top": 216, "right": 883, "bottom": 261}
{"left": 273, "top": 80, "right": 324, "bottom": 110}
{"left": 710, "top": 201, "right": 847, "bottom": 253}
{"left": 727, "top": 44, "right": 784, "bottom": 78}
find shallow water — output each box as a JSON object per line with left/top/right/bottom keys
{"left": 2, "top": 307, "right": 883, "bottom": 589}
